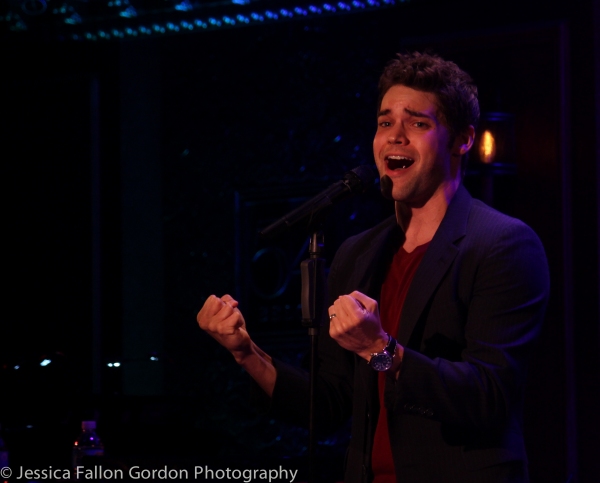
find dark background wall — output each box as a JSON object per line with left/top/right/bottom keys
{"left": 1, "top": 0, "right": 599, "bottom": 481}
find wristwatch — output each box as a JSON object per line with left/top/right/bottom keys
{"left": 368, "top": 334, "right": 397, "bottom": 371}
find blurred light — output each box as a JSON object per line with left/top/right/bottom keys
{"left": 19, "top": 0, "right": 401, "bottom": 42}
{"left": 475, "top": 112, "right": 515, "bottom": 166}
{"left": 40, "top": 359, "right": 51, "bottom": 366}
{"left": 174, "top": 0, "right": 193, "bottom": 11}
{"left": 64, "top": 12, "right": 81, "bottom": 24}
{"left": 19, "top": 0, "right": 47, "bottom": 15}
{"left": 14, "top": 365, "right": 20, "bottom": 370}
{"left": 150, "top": 356, "right": 159, "bottom": 361}
{"left": 479, "top": 130, "right": 496, "bottom": 164}
{"left": 119, "top": 6, "right": 137, "bottom": 17}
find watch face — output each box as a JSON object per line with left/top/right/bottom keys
{"left": 370, "top": 353, "right": 393, "bottom": 371}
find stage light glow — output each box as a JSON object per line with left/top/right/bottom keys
{"left": 7, "top": 0, "right": 405, "bottom": 41}
{"left": 174, "top": 0, "right": 193, "bottom": 11}
{"left": 479, "top": 130, "right": 497, "bottom": 164}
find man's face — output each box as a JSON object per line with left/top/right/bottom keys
{"left": 373, "top": 84, "right": 461, "bottom": 207}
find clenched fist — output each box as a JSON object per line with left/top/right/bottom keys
{"left": 197, "top": 294, "right": 251, "bottom": 359}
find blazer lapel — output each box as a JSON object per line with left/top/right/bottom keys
{"left": 346, "top": 216, "right": 403, "bottom": 414}
{"left": 397, "top": 185, "right": 472, "bottom": 347}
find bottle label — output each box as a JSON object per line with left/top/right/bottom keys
{"left": 80, "top": 448, "right": 104, "bottom": 457}
{"left": 72, "top": 448, "right": 104, "bottom": 469}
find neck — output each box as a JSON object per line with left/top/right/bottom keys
{"left": 395, "top": 180, "right": 460, "bottom": 252}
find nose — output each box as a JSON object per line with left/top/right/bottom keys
{"left": 388, "top": 125, "right": 408, "bottom": 144}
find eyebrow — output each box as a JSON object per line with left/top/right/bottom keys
{"left": 377, "top": 107, "right": 435, "bottom": 120}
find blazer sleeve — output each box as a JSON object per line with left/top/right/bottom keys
{"left": 388, "top": 217, "right": 550, "bottom": 431}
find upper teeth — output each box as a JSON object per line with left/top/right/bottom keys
{"left": 386, "top": 155, "right": 414, "bottom": 170}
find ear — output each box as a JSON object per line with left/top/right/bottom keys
{"left": 452, "top": 125, "right": 475, "bottom": 156}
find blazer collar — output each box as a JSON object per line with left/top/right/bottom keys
{"left": 349, "top": 184, "right": 472, "bottom": 291}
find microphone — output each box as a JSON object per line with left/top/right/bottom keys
{"left": 380, "top": 174, "right": 393, "bottom": 200}
{"left": 259, "top": 165, "right": 378, "bottom": 240}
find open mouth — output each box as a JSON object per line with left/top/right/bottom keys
{"left": 386, "top": 155, "right": 414, "bottom": 170}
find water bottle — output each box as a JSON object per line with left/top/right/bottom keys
{"left": 0, "top": 423, "right": 9, "bottom": 470}
{"left": 72, "top": 421, "right": 104, "bottom": 470}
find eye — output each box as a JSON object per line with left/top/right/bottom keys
{"left": 378, "top": 121, "right": 391, "bottom": 127}
{"left": 413, "top": 121, "right": 428, "bottom": 128}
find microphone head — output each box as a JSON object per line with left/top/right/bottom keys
{"left": 344, "top": 164, "right": 379, "bottom": 193}
{"left": 380, "top": 174, "right": 393, "bottom": 200}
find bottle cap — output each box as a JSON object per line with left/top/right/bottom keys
{"left": 82, "top": 421, "right": 97, "bottom": 430}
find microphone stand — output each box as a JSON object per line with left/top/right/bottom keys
{"left": 300, "top": 230, "right": 327, "bottom": 483}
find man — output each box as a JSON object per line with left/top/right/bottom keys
{"left": 197, "top": 52, "right": 550, "bottom": 483}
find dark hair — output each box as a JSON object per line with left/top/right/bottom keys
{"left": 378, "top": 51, "right": 480, "bottom": 146}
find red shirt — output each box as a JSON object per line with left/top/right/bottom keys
{"left": 371, "top": 242, "right": 430, "bottom": 483}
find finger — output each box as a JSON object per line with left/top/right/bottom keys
{"left": 331, "top": 298, "right": 350, "bottom": 323}
{"left": 337, "top": 295, "right": 366, "bottom": 318}
{"left": 216, "top": 312, "right": 245, "bottom": 336}
{"left": 198, "top": 298, "right": 232, "bottom": 331}
{"left": 201, "top": 295, "right": 225, "bottom": 316}
{"left": 349, "top": 291, "right": 378, "bottom": 310}
{"left": 221, "top": 294, "right": 239, "bottom": 307}
{"left": 197, "top": 295, "right": 223, "bottom": 328}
